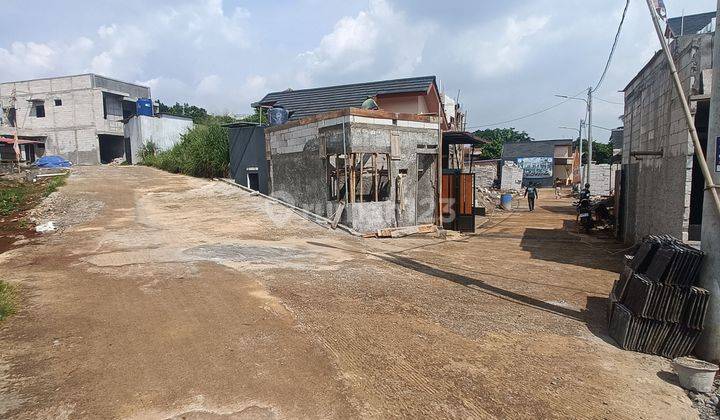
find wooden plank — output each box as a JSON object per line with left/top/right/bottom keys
{"left": 264, "top": 107, "right": 439, "bottom": 134}
{"left": 359, "top": 152, "right": 363, "bottom": 203}
{"left": 376, "top": 224, "right": 438, "bottom": 238}
{"left": 349, "top": 154, "right": 356, "bottom": 203}
{"left": 331, "top": 201, "right": 345, "bottom": 229}
{"left": 373, "top": 153, "right": 379, "bottom": 202}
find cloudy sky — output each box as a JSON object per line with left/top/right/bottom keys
{"left": 0, "top": 0, "right": 715, "bottom": 141}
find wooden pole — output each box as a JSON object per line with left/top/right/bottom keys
{"left": 373, "top": 153, "right": 379, "bottom": 202}
{"left": 359, "top": 153, "right": 364, "bottom": 203}
{"left": 350, "top": 154, "right": 356, "bottom": 203}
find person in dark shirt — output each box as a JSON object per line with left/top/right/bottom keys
{"left": 524, "top": 183, "right": 539, "bottom": 211}
{"left": 580, "top": 183, "right": 591, "bottom": 200}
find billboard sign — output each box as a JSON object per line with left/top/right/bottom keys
{"left": 517, "top": 157, "right": 554, "bottom": 179}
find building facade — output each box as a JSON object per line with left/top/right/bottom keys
{"left": 0, "top": 74, "right": 150, "bottom": 165}
{"left": 264, "top": 108, "right": 439, "bottom": 233}
{"left": 501, "top": 139, "right": 574, "bottom": 187}
{"left": 620, "top": 33, "right": 713, "bottom": 243}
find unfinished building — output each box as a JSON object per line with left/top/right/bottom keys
{"left": 0, "top": 74, "right": 151, "bottom": 165}
{"left": 264, "top": 108, "right": 439, "bottom": 232}
{"left": 621, "top": 31, "right": 713, "bottom": 243}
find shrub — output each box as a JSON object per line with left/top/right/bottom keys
{"left": 140, "top": 124, "right": 230, "bottom": 178}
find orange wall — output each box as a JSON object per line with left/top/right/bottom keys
{"left": 378, "top": 94, "right": 429, "bottom": 114}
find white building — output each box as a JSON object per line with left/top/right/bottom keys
{"left": 0, "top": 74, "right": 150, "bottom": 165}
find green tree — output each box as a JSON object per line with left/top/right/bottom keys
{"left": 573, "top": 139, "right": 614, "bottom": 164}
{"left": 472, "top": 128, "right": 533, "bottom": 159}
{"left": 156, "top": 101, "right": 241, "bottom": 126}
{"left": 157, "top": 101, "right": 210, "bottom": 124}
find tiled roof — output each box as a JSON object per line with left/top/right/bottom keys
{"left": 253, "top": 76, "right": 437, "bottom": 120}
{"left": 667, "top": 12, "right": 716, "bottom": 37}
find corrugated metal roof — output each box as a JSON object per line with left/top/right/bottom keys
{"left": 253, "top": 76, "right": 437, "bottom": 120}
{"left": 668, "top": 12, "right": 716, "bottom": 37}
{"left": 502, "top": 139, "right": 573, "bottom": 160}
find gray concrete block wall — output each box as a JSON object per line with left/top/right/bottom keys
{"left": 500, "top": 163, "right": 523, "bottom": 191}
{"left": 265, "top": 114, "right": 440, "bottom": 231}
{"left": 587, "top": 164, "right": 616, "bottom": 196}
{"left": 621, "top": 34, "right": 712, "bottom": 243}
{"left": 471, "top": 161, "right": 498, "bottom": 189}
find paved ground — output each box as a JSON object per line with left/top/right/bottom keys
{"left": 0, "top": 166, "right": 697, "bottom": 419}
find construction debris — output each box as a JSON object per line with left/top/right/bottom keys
{"left": 35, "top": 221, "right": 56, "bottom": 233}
{"left": 373, "top": 224, "right": 438, "bottom": 238}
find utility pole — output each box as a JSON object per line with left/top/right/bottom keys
{"left": 586, "top": 87, "right": 593, "bottom": 189}
{"left": 579, "top": 119, "right": 585, "bottom": 185}
{"left": 696, "top": 1, "right": 720, "bottom": 362}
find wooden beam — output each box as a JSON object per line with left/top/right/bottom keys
{"left": 373, "top": 153, "right": 379, "bottom": 202}
{"left": 349, "top": 154, "right": 356, "bottom": 203}
{"left": 359, "top": 153, "right": 363, "bottom": 203}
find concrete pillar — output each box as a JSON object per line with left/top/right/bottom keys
{"left": 697, "top": 4, "right": 720, "bottom": 362}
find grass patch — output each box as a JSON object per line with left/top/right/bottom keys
{"left": 44, "top": 174, "right": 69, "bottom": 197}
{"left": 0, "top": 184, "right": 30, "bottom": 216}
{"left": 0, "top": 281, "right": 16, "bottom": 321}
{"left": 141, "top": 123, "right": 230, "bottom": 178}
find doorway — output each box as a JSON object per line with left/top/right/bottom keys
{"left": 247, "top": 172, "right": 260, "bottom": 191}
{"left": 98, "top": 134, "right": 126, "bottom": 164}
{"left": 689, "top": 100, "right": 709, "bottom": 241}
{"left": 416, "top": 154, "right": 437, "bottom": 224}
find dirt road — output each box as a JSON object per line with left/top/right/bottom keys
{"left": 0, "top": 166, "right": 696, "bottom": 419}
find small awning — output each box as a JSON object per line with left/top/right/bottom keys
{"left": 0, "top": 137, "right": 45, "bottom": 145}
{"left": 443, "top": 131, "right": 489, "bottom": 146}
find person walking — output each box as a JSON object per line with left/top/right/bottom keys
{"left": 524, "top": 183, "right": 539, "bottom": 212}
{"left": 554, "top": 178, "right": 562, "bottom": 199}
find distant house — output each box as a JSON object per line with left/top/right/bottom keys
{"left": 0, "top": 74, "right": 151, "bottom": 165}
{"left": 666, "top": 12, "right": 716, "bottom": 38}
{"left": 501, "top": 139, "right": 574, "bottom": 187}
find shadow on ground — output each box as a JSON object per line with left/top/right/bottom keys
{"left": 307, "top": 240, "right": 618, "bottom": 347}
{"left": 520, "top": 226, "right": 624, "bottom": 273}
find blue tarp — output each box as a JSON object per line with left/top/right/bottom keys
{"left": 35, "top": 155, "right": 72, "bottom": 168}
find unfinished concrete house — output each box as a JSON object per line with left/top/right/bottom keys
{"left": 620, "top": 16, "right": 714, "bottom": 244}
{"left": 263, "top": 109, "right": 439, "bottom": 232}
{"left": 0, "top": 74, "right": 150, "bottom": 165}
{"left": 254, "top": 77, "right": 446, "bottom": 232}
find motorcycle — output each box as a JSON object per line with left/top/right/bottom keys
{"left": 576, "top": 198, "right": 594, "bottom": 234}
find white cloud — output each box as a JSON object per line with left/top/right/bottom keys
{"left": 455, "top": 15, "right": 550, "bottom": 78}
{"left": 299, "top": 0, "right": 435, "bottom": 84}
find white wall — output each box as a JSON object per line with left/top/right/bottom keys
{"left": 125, "top": 115, "right": 193, "bottom": 164}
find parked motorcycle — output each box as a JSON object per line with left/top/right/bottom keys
{"left": 576, "top": 198, "right": 594, "bottom": 234}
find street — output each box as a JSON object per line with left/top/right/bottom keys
{"left": 0, "top": 166, "right": 696, "bottom": 419}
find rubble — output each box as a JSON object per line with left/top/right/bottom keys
{"left": 687, "top": 377, "right": 720, "bottom": 420}
{"left": 30, "top": 191, "right": 104, "bottom": 230}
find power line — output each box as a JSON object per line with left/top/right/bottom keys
{"left": 594, "top": 0, "right": 630, "bottom": 92}
{"left": 466, "top": 89, "right": 586, "bottom": 130}
{"left": 594, "top": 96, "right": 623, "bottom": 106}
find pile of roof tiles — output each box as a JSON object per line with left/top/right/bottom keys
{"left": 608, "top": 235, "right": 709, "bottom": 358}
